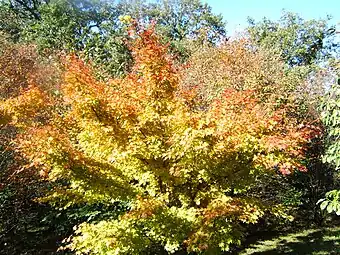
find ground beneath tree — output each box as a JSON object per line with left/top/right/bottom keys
{"left": 239, "top": 226, "right": 340, "bottom": 254}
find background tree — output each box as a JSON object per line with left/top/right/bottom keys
{"left": 119, "top": 0, "right": 226, "bottom": 42}
{"left": 0, "top": 0, "right": 132, "bottom": 77}
{"left": 118, "top": 0, "right": 226, "bottom": 61}
{"left": 0, "top": 0, "right": 48, "bottom": 40}
{"left": 247, "top": 11, "right": 338, "bottom": 67}
{"left": 247, "top": 12, "right": 339, "bottom": 118}
{"left": 0, "top": 0, "right": 227, "bottom": 78}
{"left": 21, "top": 0, "right": 133, "bottom": 77}
{"left": 180, "top": 38, "right": 306, "bottom": 110}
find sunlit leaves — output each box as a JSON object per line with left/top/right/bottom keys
{"left": 0, "top": 24, "right": 318, "bottom": 254}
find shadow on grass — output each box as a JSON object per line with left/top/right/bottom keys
{"left": 240, "top": 227, "right": 340, "bottom": 255}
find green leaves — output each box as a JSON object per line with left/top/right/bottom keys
{"left": 248, "top": 11, "right": 335, "bottom": 67}
{"left": 318, "top": 190, "right": 340, "bottom": 215}
{"left": 19, "top": 0, "right": 131, "bottom": 77}
{"left": 318, "top": 62, "right": 340, "bottom": 217}
{"left": 321, "top": 83, "right": 340, "bottom": 170}
{"left": 1, "top": 0, "right": 227, "bottom": 78}
{"left": 120, "top": 0, "right": 226, "bottom": 44}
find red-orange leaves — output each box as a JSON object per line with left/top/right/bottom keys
{"left": 203, "top": 88, "right": 314, "bottom": 176}
{"left": 129, "top": 23, "right": 179, "bottom": 101}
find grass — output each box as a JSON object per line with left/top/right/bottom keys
{"left": 239, "top": 226, "right": 340, "bottom": 254}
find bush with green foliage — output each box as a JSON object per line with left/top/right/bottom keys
{"left": 318, "top": 62, "right": 340, "bottom": 216}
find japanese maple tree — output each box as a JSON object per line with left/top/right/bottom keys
{"left": 1, "top": 24, "right": 318, "bottom": 254}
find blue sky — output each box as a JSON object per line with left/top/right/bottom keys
{"left": 204, "top": 0, "right": 340, "bottom": 34}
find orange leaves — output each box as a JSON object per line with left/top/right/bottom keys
{"left": 209, "top": 89, "right": 258, "bottom": 124}
{"left": 123, "top": 196, "right": 164, "bottom": 220}
{"left": 0, "top": 39, "right": 61, "bottom": 100}
{"left": 60, "top": 26, "right": 180, "bottom": 128}
{"left": 15, "top": 125, "right": 68, "bottom": 175}
{"left": 202, "top": 197, "right": 264, "bottom": 225}
{"left": 128, "top": 24, "right": 179, "bottom": 101}
{"left": 200, "top": 87, "right": 316, "bottom": 176}
{"left": 0, "top": 42, "right": 38, "bottom": 99}
{"left": 203, "top": 198, "right": 243, "bottom": 221}
{"left": 205, "top": 89, "right": 266, "bottom": 152}
{"left": 184, "top": 197, "right": 264, "bottom": 252}
{"left": 0, "top": 38, "right": 61, "bottom": 129}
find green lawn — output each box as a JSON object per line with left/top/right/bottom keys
{"left": 239, "top": 227, "right": 340, "bottom": 254}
